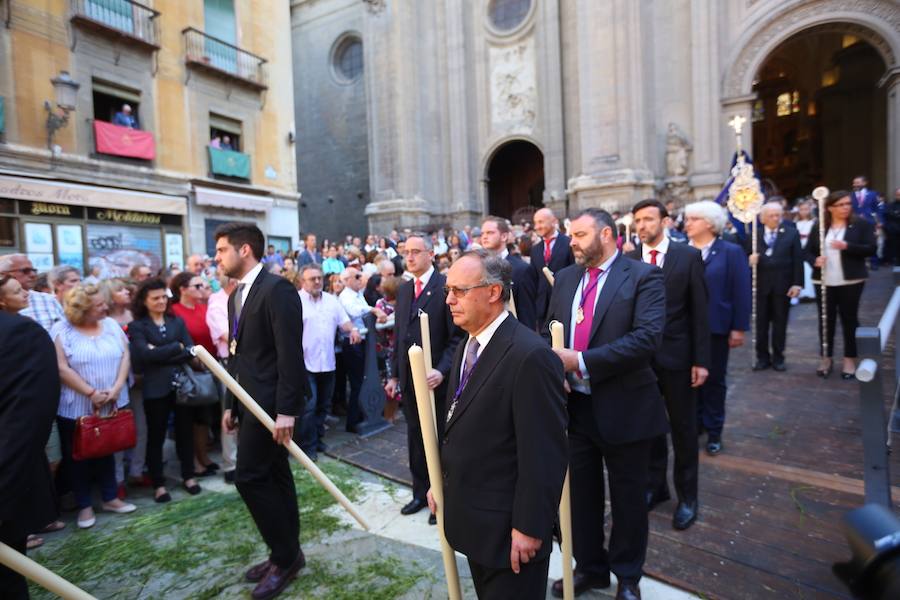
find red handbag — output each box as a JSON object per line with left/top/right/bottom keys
{"left": 72, "top": 408, "right": 137, "bottom": 461}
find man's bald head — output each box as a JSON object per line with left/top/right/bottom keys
{"left": 186, "top": 255, "right": 205, "bottom": 275}
{"left": 533, "top": 208, "right": 558, "bottom": 238}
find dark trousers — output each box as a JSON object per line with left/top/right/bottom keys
{"left": 402, "top": 378, "right": 447, "bottom": 500}
{"left": 697, "top": 334, "right": 730, "bottom": 439}
{"left": 756, "top": 286, "right": 790, "bottom": 364}
{"left": 342, "top": 340, "right": 365, "bottom": 431}
{"left": 467, "top": 555, "right": 549, "bottom": 600}
{"left": 884, "top": 234, "right": 900, "bottom": 266}
{"left": 235, "top": 411, "right": 300, "bottom": 569}
{"left": 0, "top": 521, "right": 28, "bottom": 599}
{"left": 648, "top": 367, "right": 698, "bottom": 503}
{"left": 144, "top": 393, "right": 195, "bottom": 487}
{"left": 568, "top": 392, "right": 650, "bottom": 584}
{"left": 56, "top": 416, "right": 117, "bottom": 509}
{"left": 299, "top": 371, "right": 335, "bottom": 457}
{"left": 815, "top": 283, "right": 865, "bottom": 358}
{"left": 332, "top": 350, "right": 347, "bottom": 413}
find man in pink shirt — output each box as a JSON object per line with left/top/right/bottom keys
{"left": 206, "top": 274, "right": 239, "bottom": 483}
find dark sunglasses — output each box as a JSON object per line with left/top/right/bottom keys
{"left": 2, "top": 267, "right": 37, "bottom": 276}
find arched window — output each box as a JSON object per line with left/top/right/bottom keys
{"left": 333, "top": 37, "right": 363, "bottom": 82}
{"left": 488, "top": 0, "right": 531, "bottom": 32}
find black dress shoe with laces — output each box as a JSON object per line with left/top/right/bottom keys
{"left": 400, "top": 497, "right": 428, "bottom": 515}
{"left": 615, "top": 581, "right": 641, "bottom": 600}
{"left": 551, "top": 569, "right": 610, "bottom": 598}
{"left": 645, "top": 486, "right": 671, "bottom": 511}
{"left": 752, "top": 360, "right": 771, "bottom": 371}
{"left": 428, "top": 513, "right": 436, "bottom": 525}
{"left": 673, "top": 500, "right": 698, "bottom": 530}
{"left": 706, "top": 436, "right": 722, "bottom": 456}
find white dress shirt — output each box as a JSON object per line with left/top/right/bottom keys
{"left": 458, "top": 310, "right": 510, "bottom": 374}
{"left": 569, "top": 251, "right": 619, "bottom": 394}
{"left": 239, "top": 262, "right": 264, "bottom": 306}
{"left": 300, "top": 290, "right": 351, "bottom": 372}
{"left": 413, "top": 265, "right": 435, "bottom": 292}
{"left": 339, "top": 286, "right": 373, "bottom": 336}
{"left": 641, "top": 236, "right": 670, "bottom": 268}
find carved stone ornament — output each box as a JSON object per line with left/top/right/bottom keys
{"left": 362, "top": 0, "right": 386, "bottom": 14}
{"left": 665, "top": 122, "right": 692, "bottom": 178}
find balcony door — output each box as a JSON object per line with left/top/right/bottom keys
{"left": 203, "top": 0, "right": 237, "bottom": 75}
{"left": 86, "top": 0, "right": 134, "bottom": 34}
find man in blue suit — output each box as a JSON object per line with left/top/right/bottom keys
{"left": 852, "top": 175, "right": 882, "bottom": 269}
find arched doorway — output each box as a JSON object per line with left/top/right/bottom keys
{"left": 751, "top": 30, "right": 888, "bottom": 198}
{"left": 486, "top": 140, "right": 545, "bottom": 222}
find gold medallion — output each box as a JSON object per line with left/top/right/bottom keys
{"left": 230, "top": 339, "right": 237, "bottom": 356}
{"left": 575, "top": 307, "right": 584, "bottom": 324}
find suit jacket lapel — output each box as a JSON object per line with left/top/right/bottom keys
{"left": 445, "top": 317, "right": 515, "bottom": 433}
{"left": 550, "top": 235, "right": 567, "bottom": 268}
{"left": 589, "top": 257, "right": 628, "bottom": 342}
{"left": 556, "top": 266, "right": 581, "bottom": 344}
{"left": 413, "top": 272, "right": 441, "bottom": 313}
{"left": 236, "top": 268, "right": 266, "bottom": 343}
{"left": 705, "top": 239, "right": 722, "bottom": 265}
{"left": 661, "top": 244, "right": 679, "bottom": 279}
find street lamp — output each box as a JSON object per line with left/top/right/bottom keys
{"left": 44, "top": 71, "right": 80, "bottom": 150}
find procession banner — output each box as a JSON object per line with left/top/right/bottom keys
{"left": 94, "top": 121, "right": 156, "bottom": 160}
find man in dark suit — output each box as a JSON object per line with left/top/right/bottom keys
{"left": 747, "top": 202, "right": 803, "bottom": 371}
{"left": 385, "top": 236, "right": 463, "bottom": 523}
{"left": 625, "top": 199, "right": 710, "bottom": 532}
{"left": 426, "top": 249, "right": 567, "bottom": 599}
{"left": 480, "top": 216, "right": 539, "bottom": 329}
{"left": 296, "top": 233, "right": 323, "bottom": 267}
{"left": 215, "top": 223, "right": 309, "bottom": 600}
{"left": 531, "top": 207, "right": 575, "bottom": 324}
{"left": 0, "top": 311, "right": 59, "bottom": 599}
{"left": 851, "top": 175, "right": 882, "bottom": 269}
{"left": 547, "top": 208, "right": 667, "bottom": 600}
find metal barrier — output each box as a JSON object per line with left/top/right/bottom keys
{"left": 854, "top": 267, "right": 900, "bottom": 507}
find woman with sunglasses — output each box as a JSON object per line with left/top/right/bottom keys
{"left": 169, "top": 272, "right": 220, "bottom": 478}
{"left": 804, "top": 190, "right": 877, "bottom": 379}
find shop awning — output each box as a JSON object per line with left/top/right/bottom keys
{"left": 194, "top": 186, "right": 272, "bottom": 212}
{"left": 0, "top": 174, "right": 186, "bottom": 215}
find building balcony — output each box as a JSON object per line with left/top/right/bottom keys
{"left": 183, "top": 28, "right": 267, "bottom": 91}
{"left": 93, "top": 120, "right": 156, "bottom": 161}
{"left": 208, "top": 146, "right": 251, "bottom": 181}
{"left": 70, "top": 0, "right": 160, "bottom": 51}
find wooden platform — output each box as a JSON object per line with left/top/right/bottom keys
{"left": 327, "top": 268, "right": 900, "bottom": 599}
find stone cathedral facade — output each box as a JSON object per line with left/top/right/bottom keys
{"left": 291, "top": 0, "right": 900, "bottom": 239}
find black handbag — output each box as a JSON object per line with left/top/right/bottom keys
{"left": 173, "top": 364, "right": 219, "bottom": 406}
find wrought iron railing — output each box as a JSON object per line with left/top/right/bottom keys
{"left": 70, "top": 0, "right": 160, "bottom": 48}
{"left": 182, "top": 27, "right": 267, "bottom": 90}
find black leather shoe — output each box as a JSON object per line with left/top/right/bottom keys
{"left": 706, "top": 436, "right": 722, "bottom": 456}
{"left": 646, "top": 486, "right": 671, "bottom": 511}
{"left": 772, "top": 362, "right": 786, "bottom": 372}
{"left": 251, "top": 551, "right": 305, "bottom": 599}
{"left": 245, "top": 559, "right": 272, "bottom": 583}
{"left": 673, "top": 500, "right": 698, "bottom": 530}
{"left": 428, "top": 513, "right": 437, "bottom": 525}
{"left": 551, "top": 569, "right": 610, "bottom": 598}
{"left": 752, "top": 360, "right": 771, "bottom": 371}
{"left": 224, "top": 470, "right": 235, "bottom": 484}
{"left": 400, "top": 497, "right": 427, "bottom": 515}
{"left": 615, "top": 581, "right": 641, "bottom": 600}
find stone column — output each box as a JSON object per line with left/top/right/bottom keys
{"left": 536, "top": 0, "right": 567, "bottom": 215}
{"left": 689, "top": 0, "right": 725, "bottom": 199}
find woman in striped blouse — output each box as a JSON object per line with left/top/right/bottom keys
{"left": 51, "top": 284, "right": 136, "bottom": 529}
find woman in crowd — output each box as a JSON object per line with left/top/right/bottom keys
{"left": 684, "top": 201, "right": 751, "bottom": 456}
{"left": 51, "top": 284, "right": 136, "bottom": 529}
{"left": 323, "top": 246, "right": 345, "bottom": 275}
{"left": 794, "top": 199, "right": 817, "bottom": 301}
{"left": 99, "top": 278, "right": 148, "bottom": 496}
{"left": 169, "top": 272, "right": 219, "bottom": 478}
{"left": 0, "top": 275, "right": 28, "bottom": 313}
{"left": 376, "top": 276, "right": 401, "bottom": 422}
{"left": 805, "top": 190, "right": 877, "bottom": 379}
{"left": 129, "top": 279, "right": 201, "bottom": 502}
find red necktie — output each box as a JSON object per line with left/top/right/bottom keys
{"left": 573, "top": 268, "right": 602, "bottom": 352}
{"left": 415, "top": 278, "right": 423, "bottom": 299}
{"left": 543, "top": 238, "right": 553, "bottom": 264}
{"left": 649, "top": 249, "right": 659, "bottom": 266}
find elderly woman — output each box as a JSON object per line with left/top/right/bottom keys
{"left": 129, "top": 279, "right": 201, "bottom": 502}
{"left": 684, "top": 201, "right": 751, "bottom": 456}
{"left": 51, "top": 284, "right": 136, "bottom": 529}
{"left": 804, "top": 190, "right": 877, "bottom": 379}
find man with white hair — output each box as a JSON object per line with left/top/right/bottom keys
{"left": 0, "top": 254, "right": 63, "bottom": 331}
{"left": 747, "top": 201, "right": 803, "bottom": 371}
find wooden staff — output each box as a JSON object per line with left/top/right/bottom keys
{"left": 190, "top": 345, "right": 370, "bottom": 531}
{"left": 418, "top": 310, "right": 439, "bottom": 434}
{"left": 751, "top": 220, "right": 758, "bottom": 369}
{"left": 542, "top": 266, "right": 555, "bottom": 286}
{"left": 408, "top": 345, "right": 463, "bottom": 600}
{"left": 813, "top": 186, "right": 830, "bottom": 358}
{"left": 550, "top": 320, "right": 574, "bottom": 600}
{"left": 0, "top": 542, "right": 96, "bottom": 600}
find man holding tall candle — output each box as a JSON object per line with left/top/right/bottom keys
{"left": 428, "top": 249, "right": 567, "bottom": 599}
{"left": 385, "top": 236, "right": 463, "bottom": 524}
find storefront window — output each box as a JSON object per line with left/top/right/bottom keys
{"left": 87, "top": 223, "right": 163, "bottom": 278}
{"left": 0, "top": 199, "right": 15, "bottom": 213}
{"left": 56, "top": 224, "right": 85, "bottom": 273}
{"left": 0, "top": 216, "right": 16, "bottom": 248}
{"left": 24, "top": 222, "right": 54, "bottom": 271}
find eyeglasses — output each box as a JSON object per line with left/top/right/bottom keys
{"left": 1, "top": 267, "right": 37, "bottom": 276}
{"left": 443, "top": 283, "right": 492, "bottom": 298}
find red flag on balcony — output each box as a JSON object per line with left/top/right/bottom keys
{"left": 94, "top": 121, "right": 156, "bottom": 160}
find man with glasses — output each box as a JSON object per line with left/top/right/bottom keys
{"left": 385, "top": 235, "right": 463, "bottom": 524}
{"left": 338, "top": 267, "right": 388, "bottom": 433}
{"left": 0, "top": 254, "right": 63, "bottom": 332}
{"left": 298, "top": 264, "right": 361, "bottom": 460}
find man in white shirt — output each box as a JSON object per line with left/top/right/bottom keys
{"left": 338, "top": 267, "right": 387, "bottom": 432}
{"left": 299, "top": 264, "right": 360, "bottom": 458}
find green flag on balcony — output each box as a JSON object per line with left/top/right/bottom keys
{"left": 209, "top": 146, "right": 250, "bottom": 179}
